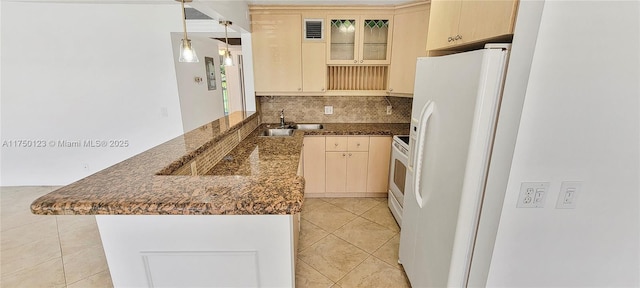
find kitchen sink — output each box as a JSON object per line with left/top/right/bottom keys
{"left": 259, "top": 128, "right": 294, "bottom": 137}
{"left": 293, "top": 124, "right": 324, "bottom": 130}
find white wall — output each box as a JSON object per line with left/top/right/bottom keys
{"left": 240, "top": 32, "right": 256, "bottom": 112}
{"left": 224, "top": 46, "right": 245, "bottom": 113}
{"left": 190, "top": 1, "right": 251, "bottom": 32}
{"left": 487, "top": 1, "right": 640, "bottom": 286}
{"left": 171, "top": 34, "right": 226, "bottom": 132}
{"left": 0, "top": 2, "right": 185, "bottom": 186}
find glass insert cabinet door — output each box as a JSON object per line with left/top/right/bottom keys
{"left": 361, "top": 19, "right": 390, "bottom": 61}
{"left": 329, "top": 19, "right": 356, "bottom": 61}
{"left": 327, "top": 16, "right": 393, "bottom": 65}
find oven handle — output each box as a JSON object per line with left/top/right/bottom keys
{"left": 413, "top": 101, "right": 435, "bottom": 208}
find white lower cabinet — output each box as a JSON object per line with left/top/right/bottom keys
{"left": 97, "top": 214, "right": 299, "bottom": 287}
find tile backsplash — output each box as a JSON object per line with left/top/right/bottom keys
{"left": 258, "top": 96, "right": 412, "bottom": 124}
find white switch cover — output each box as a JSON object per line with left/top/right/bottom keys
{"left": 556, "top": 181, "right": 582, "bottom": 209}
{"left": 517, "top": 182, "right": 549, "bottom": 208}
{"left": 386, "top": 106, "right": 392, "bottom": 115}
{"left": 324, "top": 106, "right": 333, "bottom": 115}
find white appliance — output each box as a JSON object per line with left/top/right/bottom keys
{"left": 399, "top": 44, "right": 510, "bottom": 287}
{"left": 388, "top": 135, "right": 410, "bottom": 226}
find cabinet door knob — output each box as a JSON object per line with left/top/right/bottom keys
{"left": 448, "top": 36, "right": 454, "bottom": 42}
{"left": 298, "top": 88, "right": 302, "bottom": 91}
{"left": 455, "top": 34, "right": 462, "bottom": 40}
{"left": 357, "top": 143, "right": 360, "bottom": 147}
{"left": 342, "top": 153, "right": 346, "bottom": 157}
{"left": 360, "top": 60, "right": 364, "bottom": 63}
{"left": 349, "top": 153, "right": 352, "bottom": 157}
{"left": 321, "top": 88, "right": 325, "bottom": 92}
{"left": 389, "top": 88, "right": 394, "bottom": 92}
{"left": 354, "top": 60, "right": 358, "bottom": 63}
{"left": 335, "top": 143, "right": 339, "bottom": 147}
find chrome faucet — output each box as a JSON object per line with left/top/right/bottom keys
{"left": 279, "top": 109, "right": 286, "bottom": 128}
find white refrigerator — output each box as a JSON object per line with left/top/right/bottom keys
{"left": 399, "top": 44, "right": 510, "bottom": 287}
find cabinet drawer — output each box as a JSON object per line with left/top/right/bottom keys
{"left": 326, "top": 137, "right": 348, "bottom": 151}
{"left": 347, "top": 136, "right": 369, "bottom": 151}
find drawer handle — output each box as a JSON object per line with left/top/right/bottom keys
{"left": 335, "top": 143, "right": 339, "bottom": 147}
{"left": 349, "top": 153, "right": 352, "bottom": 157}
{"left": 357, "top": 143, "right": 360, "bottom": 147}
{"left": 342, "top": 153, "right": 346, "bottom": 157}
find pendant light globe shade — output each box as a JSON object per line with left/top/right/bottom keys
{"left": 223, "top": 50, "right": 234, "bottom": 66}
{"left": 179, "top": 39, "right": 199, "bottom": 63}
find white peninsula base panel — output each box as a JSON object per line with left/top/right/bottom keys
{"left": 96, "top": 214, "right": 299, "bottom": 288}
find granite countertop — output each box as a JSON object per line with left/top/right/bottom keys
{"left": 31, "top": 115, "right": 410, "bottom": 216}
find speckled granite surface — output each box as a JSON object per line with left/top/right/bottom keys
{"left": 31, "top": 115, "right": 409, "bottom": 216}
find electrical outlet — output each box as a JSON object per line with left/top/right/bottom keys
{"left": 556, "top": 181, "right": 582, "bottom": 209}
{"left": 324, "top": 106, "right": 333, "bottom": 115}
{"left": 386, "top": 105, "right": 392, "bottom": 115}
{"left": 517, "top": 182, "right": 549, "bottom": 208}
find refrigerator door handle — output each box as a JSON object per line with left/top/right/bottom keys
{"left": 413, "top": 101, "right": 435, "bottom": 208}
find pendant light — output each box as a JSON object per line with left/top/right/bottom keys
{"left": 177, "top": 0, "right": 198, "bottom": 63}
{"left": 220, "top": 20, "right": 234, "bottom": 66}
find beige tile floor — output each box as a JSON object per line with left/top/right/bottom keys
{"left": 1, "top": 187, "right": 409, "bottom": 288}
{"left": 297, "top": 198, "right": 410, "bottom": 288}
{"left": 1, "top": 186, "right": 112, "bottom": 288}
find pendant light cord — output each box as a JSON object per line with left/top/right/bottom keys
{"left": 181, "top": 0, "right": 188, "bottom": 41}
{"left": 224, "top": 23, "right": 230, "bottom": 53}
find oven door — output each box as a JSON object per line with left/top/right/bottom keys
{"left": 389, "top": 142, "right": 408, "bottom": 206}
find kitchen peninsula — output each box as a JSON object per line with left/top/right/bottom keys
{"left": 31, "top": 111, "right": 409, "bottom": 287}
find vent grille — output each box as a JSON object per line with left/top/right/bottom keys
{"left": 304, "top": 19, "right": 323, "bottom": 40}
{"left": 328, "top": 65, "right": 388, "bottom": 90}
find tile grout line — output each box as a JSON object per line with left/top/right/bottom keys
{"left": 65, "top": 269, "right": 110, "bottom": 287}
{"left": 333, "top": 253, "right": 374, "bottom": 286}
{"left": 327, "top": 213, "right": 373, "bottom": 286}
{"left": 54, "top": 216, "right": 69, "bottom": 288}
{"left": 331, "top": 215, "right": 396, "bottom": 252}
{"left": 295, "top": 256, "right": 337, "bottom": 286}
{"left": 297, "top": 230, "right": 330, "bottom": 255}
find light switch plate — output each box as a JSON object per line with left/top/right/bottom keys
{"left": 556, "top": 181, "right": 582, "bottom": 209}
{"left": 517, "top": 182, "right": 549, "bottom": 208}
{"left": 324, "top": 105, "right": 333, "bottom": 115}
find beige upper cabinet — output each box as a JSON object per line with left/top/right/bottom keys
{"left": 426, "top": 0, "right": 519, "bottom": 51}
{"left": 252, "top": 14, "right": 303, "bottom": 93}
{"left": 302, "top": 42, "right": 327, "bottom": 92}
{"left": 458, "top": 1, "right": 518, "bottom": 44}
{"left": 388, "top": 3, "right": 430, "bottom": 96}
{"left": 327, "top": 15, "right": 393, "bottom": 65}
